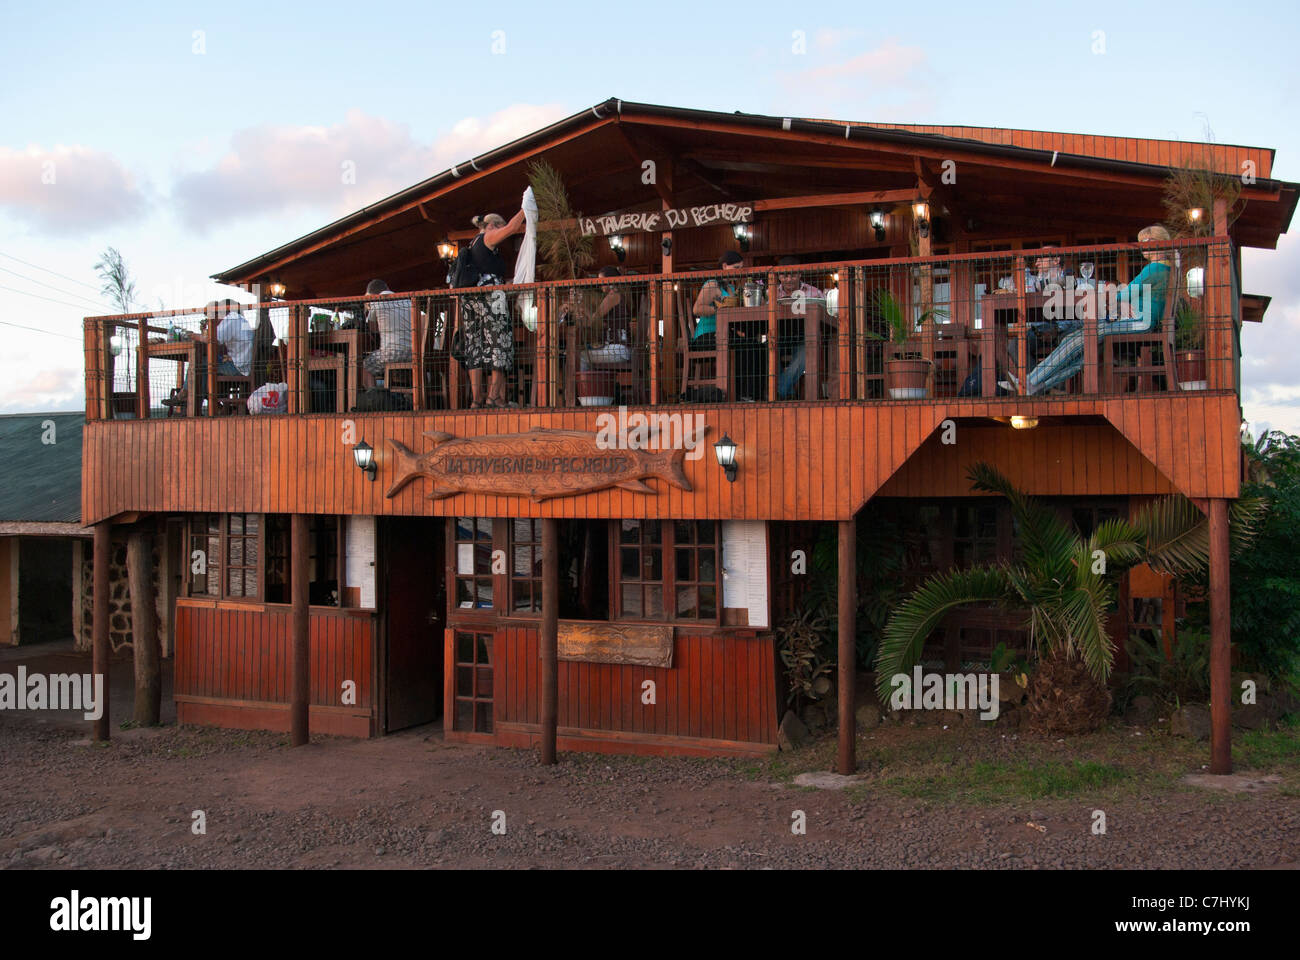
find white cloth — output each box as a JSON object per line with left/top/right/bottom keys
{"left": 217, "top": 310, "right": 254, "bottom": 376}
{"left": 514, "top": 186, "right": 539, "bottom": 330}
{"left": 247, "top": 382, "right": 288, "bottom": 414}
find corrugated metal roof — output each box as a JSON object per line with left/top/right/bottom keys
{"left": 0, "top": 412, "right": 82, "bottom": 524}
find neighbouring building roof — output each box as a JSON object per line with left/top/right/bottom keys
{"left": 0, "top": 412, "right": 83, "bottom": 524}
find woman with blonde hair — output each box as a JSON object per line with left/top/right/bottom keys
{"left": 1027, "top": 224, "right": 1175, "bottom": 395}
{"left": 459, "top": 208, "right": 526, "bottom": 407}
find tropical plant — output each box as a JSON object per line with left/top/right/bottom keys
{"left": 1161, "top": 137, "right": 1245, "bottom": 239}
{"left": 527, "top": 158, "right": 594, "bottom": 281}
{"left": 94, "top": 246, "right": 136, "bottom": 313}
{"left": 873, "top": 463, "right": 1265, "bottom": 730}
{"left": 1173, "top": 302, "right": 1204, "bottom": 351}
{"left": 776, "top": 603, "right": 834, "bottom": 705}
{"left": 1117, "top": 628, "right": 1211, "bottom": 712}
{"left": 867, "top": 288, "right": 938, "bottom": 349}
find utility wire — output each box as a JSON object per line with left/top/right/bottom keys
{"left": 0, "top": 281, "right": 122, "bottom": 319}
{"left": 0, "top": 265, "right": 115, "bottom": 312}
{"left": 0, "top": 249, "right": 105, "bottom": 293}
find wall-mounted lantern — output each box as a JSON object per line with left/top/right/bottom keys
{"left": 869, "top": 207, "right": 887, "bottom": 242}
{"left": 912, "top": 198, "right": 931, "bottom": 239}
{"left": 714, "top": 433, "right": 738, "bottom": 482}
{"left": 733, "top": 223, "right": 750, "bottom": 252}
{"left": 353, "top": 440, "right": 376, "bottom": 481}
{"left": 609, "top": 235, "right": 626, "bottom": 262}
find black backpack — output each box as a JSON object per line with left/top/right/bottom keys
{"left": 449, "top": 237, "right": 481, "bottom": 289}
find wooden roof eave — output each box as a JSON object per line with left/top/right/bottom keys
{"left": 212, "top": 97, "right": 1298, "bottom": 284}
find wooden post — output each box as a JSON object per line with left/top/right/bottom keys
{"left": 837, "top": 518, "right": 857, "bottom": 775}
{"left": 92, "top": 522, "right": 111, "bottom": 742}
{"left": 136, "top": 315, "right": 150, "bottom": 418}
{"left": 206, "top": 314, "right": 219, "bottom": 417}
{"left": 412, "top": 298, "right": 425, "bottom": 411}
{"left": 1208, "top": 200, "right": 1231, "bottom": 391}
{"left": 648, "top": 282, "right": 660, "bottom": 405}
{"left": 127, "top": 527, "right": 160, "bottom": 726}
{"left": 540, "top": 518, "right": 559, "bottom": 764}
{"left": 290, "top": 514, "right": 310, "bottom": 746}
{"left": 1014, "top": 256, "right": 1027, "bottom": 394}
{"left": 1209, "top": 498, "right": 1232, "bottom": 774}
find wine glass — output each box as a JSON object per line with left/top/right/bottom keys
{"left": 1079, "top": 261, "right": 1095, "bottom": 286}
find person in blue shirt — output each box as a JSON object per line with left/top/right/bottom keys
{"left": 1027, "top": 225, "right": 1173, "bottom": 395}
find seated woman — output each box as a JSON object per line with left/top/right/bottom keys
{"left": 690, "top": 250, "right": 746, "bottom": 349}
{"left": 1026, "top": 225, "right": 1172, "bottom": 396}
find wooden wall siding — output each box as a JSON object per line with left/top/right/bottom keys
{"left": 879, "top": 423, "right": 1178, "bottom": 498}
{"left": 81, "top": 395, "right": 1239, "bottom": 525}
{"left": 860, "top": 124, "right": 1273, "bottom": 178}
{"left": 174, "top": 600, "right": 373, "bottom": 709}
{"left": 495, "top": 625, "right": 778, "bottom": 745}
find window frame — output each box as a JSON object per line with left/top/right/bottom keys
{"left": 612, "top": 519, "right": 722, "bottom": 625}
{"left": 185, "top": 513, "right": 346, "bottom": 607}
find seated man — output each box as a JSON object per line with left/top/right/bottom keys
{"left": 772, "top": 257, "right": 825, "bottom": 400}
{"left": 1005, "top": 247, "right": 1079, "bottom": 383}
{"left": 360, "top": 278, "right": 413, "bottom": 389}
{"left": 1027, "top": 226, "right": 1172, "bottom": 395}
{"left": 163, "top": 299, "right": 253, "bottom": 409}
{"left": 692, "top": 251, "right": 766, "bottom": 399}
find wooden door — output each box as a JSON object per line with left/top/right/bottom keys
{"left": 383, "top": 517, "right": 446, "bottom": 731}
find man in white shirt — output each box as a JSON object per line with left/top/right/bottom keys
{"left": 361, "top": 279, "right": 413, "bottom": 389}
{"left": 164, "top": 300, "right": 254, "bottom": 410}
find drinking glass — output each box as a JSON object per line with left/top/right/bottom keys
{"left": 1080, "top": 261, "right": 1095, "bottom": 285}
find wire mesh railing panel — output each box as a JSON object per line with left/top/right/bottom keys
{"left": 84, "top": 238, "right": 1236, "bottom": 419}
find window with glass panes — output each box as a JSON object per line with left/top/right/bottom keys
{"left": 453, "top": 517, "right": 494, "bottom": 609}
{"left": 264, "top": 516, "right": 290, "bottom": 603}
{"left": 452, "top": 630, "right": 494, "bottom": 733}
{"left": 672, "top": 520, "right": 719, "bottom": 620}
{"left": 615, "top": 520, "right": 719, "bottom": 622}
{"left": 509, "top": 519, "right": 543, "bottom": 614}
{"left": 952, "top": 503, "right": 999, "bottom": 568}
{"left": 187, "top": 515, "right": 221, "bottom": 597}
{"left": 617, "top": 519, "right": 664, "bottom": 619}
{"left": 224, "top": 514, "right": 260, "bottom": 599}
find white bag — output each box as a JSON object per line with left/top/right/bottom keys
{"left": 247, "top": 381, "right": 288, "bottom": 414}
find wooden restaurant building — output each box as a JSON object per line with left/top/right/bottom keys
{"left": 81, "top": 99, "right": 1296, "bottom": 772}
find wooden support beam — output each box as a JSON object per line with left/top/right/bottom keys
{"left": 837, "top": 519, "right": 857, "bottom": 775}
{"left": 540, "top": 518, "right": 559, "bottom": 764}
{"left": 290, "top": 514, "right": 310, "bottom": 747}
{"left": 92, "top": 522, "right": 111, "bottom": 742}
{"left": 136, "top": 315, "right": 150, "bottom": 418}
{"left": 752, "top": 188, "right": 918, "bottom": 213}
{"left": 1209, "top": 498, "right": 1232, "bottom": 774}
{"left": 206, "top": 316, "right": 218, "bottom": 417}
{"left": 127, "top": 527, "right": 160, "bottom": 726}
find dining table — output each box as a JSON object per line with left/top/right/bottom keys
{"left": 309, "top": 327, "right": 377, "bottom": 412}
{"left": 977, "top": 286, "right": 1105, "bottom": 395}
{"left": 145, "top": 335, "right": 205, "bottom": 417}
{"left": 715, "top": 299, "right": 837, "bottom": 401}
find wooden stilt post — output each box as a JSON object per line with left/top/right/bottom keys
{"left": 127, "top": 527, "right": 160, "bottom": 726}
{"left": 290, "top": 514, "right": 310, "bottom": 746}
{"left": 92, "top": 522, "right": 111, "bottom": 742}
{"left": 837, "top": 518, "right": 857, "bottom": 775}
{"left": 540, "top": 518, "right": 559, "bottom": 764}
{"left": 1209, "top": 498, "right": 1232, "bottom": 774}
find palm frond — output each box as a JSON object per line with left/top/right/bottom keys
{"left": 1130, "top": 495, "right": 1211, "bottom": 576}
{"left": 527, "top": 159, "right": 594, "bottom": 281}
{"left": 873, "top": 566, "right": 1015, "bottom": 700}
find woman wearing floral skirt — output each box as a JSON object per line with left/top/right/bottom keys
{"left": 461, "top": 209, "right": 526, "bottom": 407}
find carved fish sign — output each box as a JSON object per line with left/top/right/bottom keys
{"left": 384, "top": 427, "right": 704, "bottom": 502}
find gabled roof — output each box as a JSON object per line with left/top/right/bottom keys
{"left": 0, "top": 412, "right": 82, "bottom": 524}
{"left": 213, "top": 98, "right": 1297, "bottom": 288}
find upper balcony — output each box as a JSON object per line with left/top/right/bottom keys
{"left": 84, "top": 237, "right": 1239, "bottom": 422}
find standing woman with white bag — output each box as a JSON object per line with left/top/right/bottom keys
{"left": 459, "top": 196, "right": 528, "bottom": 408}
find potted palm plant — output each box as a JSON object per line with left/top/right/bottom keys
{"left": 1173, "top": 303, "right": 1207, "bottom": 390}
{"left": 870, "top": 289, "right": 935, "bottom": 399}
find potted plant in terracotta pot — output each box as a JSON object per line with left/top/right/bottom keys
{"left": 1173, "top": 302, "right": 1207, "bottom": 390}
{"left": 870, "top": 289, "right": 935, "bottom": 399}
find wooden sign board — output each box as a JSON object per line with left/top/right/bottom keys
{"left": 577, "top": 202, "right": 753, "bottom": 238}
{"left": 385, "top": 427, "right": 696, "bottom": 502}
{"left": 552, "top": 621, "right": 674, "bottom": 668}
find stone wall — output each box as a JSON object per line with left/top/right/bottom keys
{"left": 77, "top": 526, "right": 165, "bottom": 655}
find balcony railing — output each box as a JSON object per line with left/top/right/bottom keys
{"left": 83, "top": 238, "right": 1236, "bottom": 421}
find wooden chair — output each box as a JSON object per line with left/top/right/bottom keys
{"left": 678, "top": 284, "right": 722, "bottom": 400}
{"left": 382, "top": 298, "right": 426, "bottom": 406}
{"left": 1101, "top": 254, "right": 1181, "bottom": 394}
{"left": 305, "top": 352, "right": 347, "bottom": 412}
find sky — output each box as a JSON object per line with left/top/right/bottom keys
{"left": 2, "top": 0, "right": 1298, "bottom": 434}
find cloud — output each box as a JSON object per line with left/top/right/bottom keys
{"left": 0, "top": 145, "right": 149, "bottom": 236}
{"left": 0, "top": 366, "right": 83, "bottom": 414}
{"left": 170, "top": 102, "right": 567, "bottom": 232}
{"left": 779, "top": 38, "right": 934, "bottom": 120}
{"left": 1240, "top": 234, "right": 1300, "bottom": 435}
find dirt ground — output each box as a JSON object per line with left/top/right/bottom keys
{"left": 2, "top": 643, "right": 1298, "bottom": 870}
